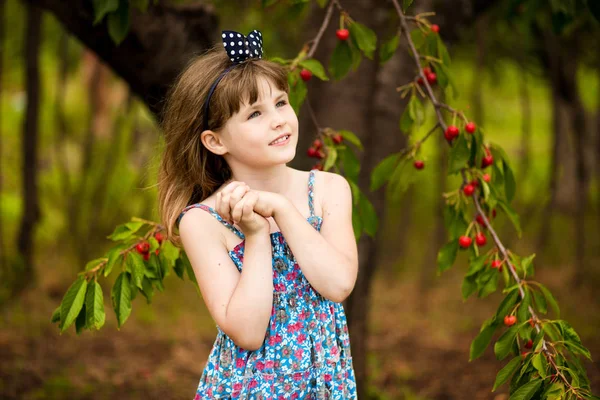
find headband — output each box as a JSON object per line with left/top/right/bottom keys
{"left": 203, "top": 29, "right": 264, "bottom": 132}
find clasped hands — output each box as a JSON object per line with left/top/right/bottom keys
{"left": 215, "top": 181, "right": 287, "bottom": 236}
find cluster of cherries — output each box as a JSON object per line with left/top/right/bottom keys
{"left": 306, "top": 134, "right": 343, "bottom": 171}
{"left": 135, "top": 231, "right": 164, "bottom": 261}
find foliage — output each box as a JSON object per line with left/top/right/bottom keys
{"left": 51, "top": 0, "right": 599, "bottom": 398}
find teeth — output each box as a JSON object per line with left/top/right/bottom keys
{"left": 270, "top": 135, "right": 289, "bottom": 145}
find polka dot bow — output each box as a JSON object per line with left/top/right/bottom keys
{"left": 222, "top": 30, "right": 263, "bottom": 64}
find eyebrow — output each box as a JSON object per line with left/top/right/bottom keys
{"left": 242, "top": 92, "right": 287, "bottom": 113}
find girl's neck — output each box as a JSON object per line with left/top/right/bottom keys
{"left": 228, "top": 165, "right": 294, "bottom": 195}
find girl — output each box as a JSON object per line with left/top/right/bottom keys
{"left": 158, "top": 29, "right": 358, "bottom": 399}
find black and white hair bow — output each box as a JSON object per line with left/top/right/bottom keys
{"left": 221, "top": 29, "right": 264, "bottom": 64}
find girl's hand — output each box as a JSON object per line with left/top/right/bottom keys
{"left": 215, "top": 181, "right": 251, "bottom": 225}
{"left": 250, "top": 190, "right": 287, "bottom": 219}
{"left": 230, "top": 190, "right": 270, "bottom": 237}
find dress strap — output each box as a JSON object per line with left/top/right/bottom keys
{"left": 177, "top": 203, "right": 245, "bottom": 239}
{"left": 308, "top": 169, "right": 317, "bottom": 218}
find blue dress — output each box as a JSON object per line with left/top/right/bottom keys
{"left": 177, "top": 169, "right": 357, "bottom": 399}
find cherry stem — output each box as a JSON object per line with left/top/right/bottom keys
{"left": 305, "top": 97, "right": 323, "bottom": 134}
{"left": 304, "top": 0, "right": 338, "bottom": 61}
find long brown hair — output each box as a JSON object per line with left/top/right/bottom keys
{"left": 158, "top": 45, "right": 289, "bottom": 247}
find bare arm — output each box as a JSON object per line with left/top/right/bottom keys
{"left": 179, "top": 209, "right": 273, "bottom": 350}
{"left": 271, "top": 171, "right": 358, "bottom": 303}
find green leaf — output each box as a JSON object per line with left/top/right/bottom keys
{"left": 145, "top": 252, "right": 161, "bottom": 279}
{"left": 379, "top": 34, "right": 400, "bottom": 64}
{"left": 329, "top": 41, "right": 353, "bottom": 80}
{"left": 85, "top": 281, "right": 106, "bottom": 330}
{"left": 352, "top": 206, "right": 362, "bottom": 240}
{"left": 479, "top": 270, "right": 499, "bottom": 298}
{"left": 399, "top": 104, "right": 414, "bottom": 134}
{"left": 93, "top": 0, "right": 119, "bottom": 25}
{"left": 140, "top": 277, "right": 154, "bottom": 304}
{"left": 104, "top": 245, "right": 126, "bottom": 277}
{"left": 443, "top": 206, "right": 468, "bottom": 240}
{"left": 338, "top": 146, "right": 360, "bottom": 183}
{"left": 494, "top": 324, "right": 520, "bottom": 361}
{"left": 493, "top": 356, "right": 522, "bottom": 392}
{"left": 537, "top": 283, "right": 560, "bottom": 318}
{"left": 509, "top": 379, "right": 542, "bottom": 400}
{"left": 466, "top": 254, "right": 488, "bottom": 278}
{"left": 386, "top": 157, "right": 417, "bottom": 202}
{"left": 408, "top": 95, "right": 424, "bottom": 129}
{"left": 437, "top": 36, "right": 451, "bottom": 66}
{"left": 107, "top": 0, "right": 130, "bottom": 45}
{"left": 126, "top": 252, "right": 145, "bottom": 290}
{"left": 462, "top": 275, "right": 477, "bottom": 300}
{"left": 288, "top": 73, "right": 307, "bottom": 114}
{"left": 111, "top": 273, "right": 132, "bottom": 329}
{"left": 498, "top": 200, "right": 522, "bottom": 238}
{"left": 161, "top": 240, "right": 180, "bottom": 265}
{"left": 173, "top": 257, "right": 186, "bottom": 280}
{"left": 75, "top": 303, "right": 87, "bottom": 334}
{"left": 60, "top": 277, "right": 88, "bottom": 332}
{"left": 348, "top": 21, "right": 377, "bottom": 59}
{"left": 316, "top": 0, "right": 328, "bottom": 7}
{"left": 358, "top": 194, "right": 378, "bottom": 237}
{"left": 402, "top": 0, "right": 414, "bottom": 12}
{"left": 496, "top": 290, "right": 520, "bottom": 323}
{"left": 531, "top": 353, "right": 548, "bottom": 379}
{"left": 521, "top": 254, "right": 535, "bottom": 278}
{"left": 323, "top": 147, "right": 337, "bottom": 171}
{"left": 532, "top": 289, "right": 547, "bottom": 314}
{"left": 299, "top": 58, "right": 329, "bottom": 81}
{"left": 437, "top": 239, "right": 459, "bottom": 273}
{"left": 51, "top": 306, "right": 61, "bottom": 324}
{"left": 348, "top": 180, "right": 360, "bottom": 206}
{"left": 370, "top": 153, "right": 400, "bottom": 191}
{"left": 410, "top": 29, "right": 425, "bottom": 49}
{"left": 517, "top": 289, "right": 531, "bottom": 330}
{"left": 448, "top": 134, "right": 470, "bottom": 174}
{"left": 470, "top": 317, "right": 497, "bottom": 361}
{"left": 338, "top": 130, "right": 364, "bottom": 151}
{"left": 435, "top": 63, "right": 449, "bottom": 89}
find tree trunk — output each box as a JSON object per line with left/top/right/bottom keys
{"left": 14, "top": 2, "right": 42, "bottom": 295}
{"left": 25, "top": 0, "right": 219, "bottom": 116}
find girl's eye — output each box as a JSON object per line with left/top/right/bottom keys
{"left": 247, "top": 100, "right": 287, "bottom": 120}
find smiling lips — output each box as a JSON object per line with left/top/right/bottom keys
{"left": 269, "top": 134, "right": 291, "bottom": 146}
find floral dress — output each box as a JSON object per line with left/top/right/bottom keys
{"left": 177, "top": 169, "right": 357, "bottom": 399}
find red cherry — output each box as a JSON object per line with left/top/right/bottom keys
{"left": 521, "top": 351, "right": 529, "bottom": 359}
{"left": 492, "top": 209, "right": 497, "bottom": 218}
{"left": 431, "top": 24, "right": 440, "bottom": 33}
{"left": 426, "top": 72, "right": 437, "bottom": 84}
{"left": 332, "top": 134, "right": 343, "bottom": 144}
{"left": 307, "top": 147, "right": 319, "bottom": 158}
{"left": 475, "top": 232, "right": 487, "bottom": 246}
{"left": 445, "top": 125, "right": 459, "bottom": 139}
{"left": 481, "top": 154, "right": 494, "bottom": 168}
{"left": 417, "top": 77, "right": 424, "bottom": 85}
{"left": 422, "top": 66, "right": 432, "bottom": 75}
{"left": 483, "top": 173, "right": 491, "bottom": 183}
{"left": 491, "top": 260, "right": 502, "bottom": 269}
{"left": 465, "top": 122, "right": 476, "bottom": 133}
{"left": 471, "top": 179, "right": 479, "bottom": 187}
{"left": 300, "top": 69, "right": 312, "bottom": 82}
{"left": 143, "top": 252, "right": 150, "bottom": 261}
{"left": 155, "top": 249, "right": 159, "bottom": 255}
{"left": 336, "top": 29, "right": 349, "bottom": 41}
{"left": 463, "top": 184, "right": 475, "bottom": 196}
{"left": 414, "top": 160, "right": 425, "bottom": 170}
{"left": 312, "top": 139, "right": 322, "bottom": 149}
{"left": 458, "top": 235, "right": 472, "bottom": 248}
{"left": 313, "top": 163, "right": 323, "bottom": 171}
{"left": 136, "top": 241, "right": 150, "bottom": 254}
{"left": 525, "top": 339, "right": 533, "bottom": 349}
{"left": 528, "top": 318, "right": 535, "bottom": 328}
{"left": 504, "top": 315, "right": 517, "bottom": 327}
{"left": 476, "top": 215, "right": 486, "bottom": 227}
{"left": 153, "top": 232, "right": 164, "bottom": 245}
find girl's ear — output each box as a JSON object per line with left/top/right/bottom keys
{"left": 201, "top": 130, "right": 228, "bottom": 156}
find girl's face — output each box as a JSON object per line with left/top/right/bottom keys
{"left": 218, "top": 76, "right": 298, "bottom": 169}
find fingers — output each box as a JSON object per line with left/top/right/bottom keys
{"left": 230, "top": 196, "right": 246, "bottom": 224}
{"left": 217, "top": 181, "right": 249, "bottom": 223}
